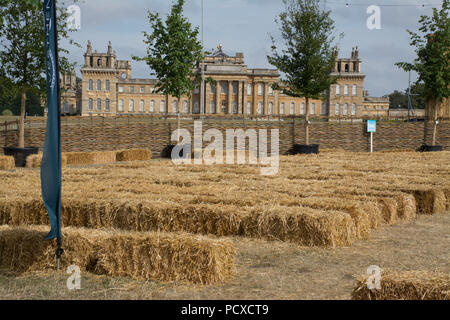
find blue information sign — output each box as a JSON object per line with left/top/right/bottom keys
{"left": 367, "top": 120, "right": 376, "bottom": 133}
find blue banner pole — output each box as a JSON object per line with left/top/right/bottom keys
{"left": 42, "top": 0, "right": 63, "bottom": 270}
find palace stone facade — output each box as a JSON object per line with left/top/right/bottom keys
{"left": 61, "top": 42, "right": 389, "bottom": 117}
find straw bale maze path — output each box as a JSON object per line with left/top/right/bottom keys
{"left": 0, "top": 151, "right": 449, "bottom": 299}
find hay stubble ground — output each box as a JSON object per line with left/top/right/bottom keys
{"left": 0, "top": 213, "right": 448, "bottom": 300}
{"left": 0, "top": 151, "right": 449, "bottom": 299}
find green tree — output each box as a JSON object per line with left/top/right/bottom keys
{"left": 396, "top": 0, "right": 449, "bottom": 145}
{"left": 388, "top": 83, "right": 426, "bottom": 109}
{"left": 133, "top": 0, "right": 202, "bottom": 116}
{"left": 268, "top": 0, "right": 339, "bottom": 146}
{"left": 0, "top": 0, "right": 78, "bottom": 148}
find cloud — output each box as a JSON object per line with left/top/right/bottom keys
{"left": 61, "top": 0, "right": 441, "bottom": 97}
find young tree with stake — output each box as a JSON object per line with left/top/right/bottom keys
{"left": 396, "top": 0, "right": 449, "bottom": 147}
{"left": 0, "top": 0, "right": 78, "bottom": 150}
{"left": 268, "top": 0, "right": 339, "bottom": 147}
{"left": 133, "top": 0, "right": 202, "bottom": 121}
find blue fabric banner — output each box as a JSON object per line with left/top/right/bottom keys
{"left": 41, "top": 0, "right": 62, "bottom": 241}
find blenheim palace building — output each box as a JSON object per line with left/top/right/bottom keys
{"left": 60, "top": 41, "right": 389, "bottom": 118}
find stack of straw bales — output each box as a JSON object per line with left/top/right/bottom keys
{"left": 64, "top": 151, "right": 117, "bottom": 166}
{"left": 0, "top": 225, "right": 235, "bottom": 284}
{"left": 25, "top": 153, "right": 68, "bottom": 168}
{"left": 0, "top": 156, "right": 15, "bottom": 170}
{"left": 116, "top": 149, "right": 152, "bottom": 162}
{"left": 352, "top": 269, "right": 450, "bottom": 300}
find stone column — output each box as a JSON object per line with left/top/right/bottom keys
{"left": 243, "top": 80, "right": 249, "bottom": 115}
{"left": 263, "top": 82, "right": 269, "bottom": 115}
{"left": 215, "top": 80, "right": 220, "bottom": 114}
{"left": 205, "top": 82, "right": 211, "bottom": 114}
{"left": 227, "top": 81, "right": 233, "bottom": 114}
{"left": 275, "top": 88, "right": 280, "bottom": 115}
{"left": 252, "top": 81, "right": 257, "bottom": 115}
{"left": 238, "top": 80, "right": 243, "bottom": 114}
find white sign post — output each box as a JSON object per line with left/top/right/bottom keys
{"left": 367, "top": 120, "right": 376, "bottom": 153}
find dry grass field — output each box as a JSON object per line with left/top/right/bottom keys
{"left": 0, "top": 150, "right": 449, "bottom": 299}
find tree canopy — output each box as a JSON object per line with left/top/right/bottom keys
{"left": 396, "top": 0, "right": 449, "bottom": 103}
{"left": 132, "top": 0, "right": 202, "bottom": 103}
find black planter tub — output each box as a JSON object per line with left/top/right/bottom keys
{"left": 418, "top": 145, "right": 443, "bottom": 152}
{"left": 291, "top": 144, "right": 320, "bottom": 155}
{"left": 3, "top": 146, "right": 39, "bottom": 167}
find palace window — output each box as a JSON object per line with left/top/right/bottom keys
{"left": 210, "top": 84, "right": 216, "bottom": 94}
{"left": 290, "top": 102, "right": 295, "bottom": 115}
{"left": 268, "top": 86, "right": 274, "bottom": 96}
{"left": 96, "top": 98, "right": 101, "bottom": 111}
{"left": 173, "top": 100, "right": 178, "bottom": 113}
{"left": 140, "top": 100, "right": 145, "bottom": 112}
{"left": 233, "top": 82, "right": 238, "bottom": 95}
{"left": 88, "top": 80, "right": 93, "bottom": 91}
{"left": 352, "top": 84, "right": 357, "bottom": 96}
{"left": 247, "top": 102, "right": 252, "bottom": 114}
{"left": 130, "top": 86, "right": 135, "bottom": 93}
{"left": 247, "top": 84, "right": 252, "bottom": 95}
{"left": 232, "top": 102, "right": 238, "bottom": 114}
{"left": 88, "top": 98, "right": 93, "bottom": 110}
{"left": 105, "top": 99, "right": 110, "bottom": 111}
{"left": 150, "top": 100, "right": 155, "bottom": 112}
{"left": 257, "top": 102, "right": 263, "bottom": 115}
{"left": 343, "top": 103, "right": 348, "bottom": 115}
{"left": 335, "top": 85, "right": 340, "bottom": 96}
{"left": 160, "top": 100, "right": 165, "bottom": 112}
{"left": 118, "top": 99, "right": 124, "bottom": 112}
{"left": 150, "top": 87, "right": 155, "bottom": 93}
{"left": 184, "top": 100, "right": 189, "bottom": 113}
{"left": 140, "top": 87, "right": 145, "bottom": 93}
{"left": 64, "top": 102, "right": 69, "bottom": 113}
{"left": 335, "top": 104, "right": 340, "bottom": 115}
{"left": 97, "top": 80, "right": 101, "bottom": 91}
{"left": 97, "top": 58, "right": 102, "bottom": 67}
{"left": 311, "top": 103, "right": 316, "bottom": 115}
{"left": 269, "top": 102, "right": 273, "bottom": 115}
{"left": 118, "top": 86, "right": 124, "bottom": 93}
{"left": 211, "top": 101, "right": 216, "bottom": 114}
{"left": 258, "top": 84, "right": 263, "bottom": 96}
{"left": 352, "top": 104, "right": 357, "bottom": 115}
{"left": 194, "top": 102, "right": 200, "bottom": 113}
{"left": 321, "top": 103, "right": 327, "bottom": 115}
{"left": 129, "top": 99, "right": 135, "bottom": 112}
{"left": 344, "top": 85, "right": 349, "bottom": 96}
{"left": 194, "top": 84, "right": 200, "bottom": 94}
{"left": 280, "top": 102, "right": 285, "bottom": 114}
{"left": 220, "top": 82, "right": 227, "bottom": 94}
{"left": 105, "top": 80, "right": 110, "bottom": 92}
{"left": 300, "top": 102, "right": 305, "bottom": 115}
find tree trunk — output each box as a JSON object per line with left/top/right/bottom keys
{"left": 432, "top": 99, "right": 438, "bottom": 146}
{"left": 305, "top": 97, "right": 310, "bottom": 145}
{"left": 18, "top": 87, "right": 27, "bottom": 148}
{"left": 177, "top": 98, "right": 181, "bottom": 143}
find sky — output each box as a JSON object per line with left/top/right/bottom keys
{"left": 61, "top": 0, "right": 444, "bottom": 97}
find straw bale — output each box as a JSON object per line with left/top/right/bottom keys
{"left": 2, "top": 199, "right": 357, "bottom": 247}
{"left": 0, "top": 156, "right": 15, "bottom": 170}
{"left": 0, "top": 225, "right": 235, "bottom": 284}
{"left": 64, "top": 151, "right": 116, "bottom": 166}
{"left": 116, "top": 149, "right": 152, "bottom": 162}
{"left": 352, "top": 269, "right": 450, "bottom": 300}
{"left": 25, "top": 153, "right": 68, "bottom": 168}
{"left": 377, "top": 198, "right": 398, "bottom": 224}
{"left": 411, "top": 189, "right": 447, "bottom": 215}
